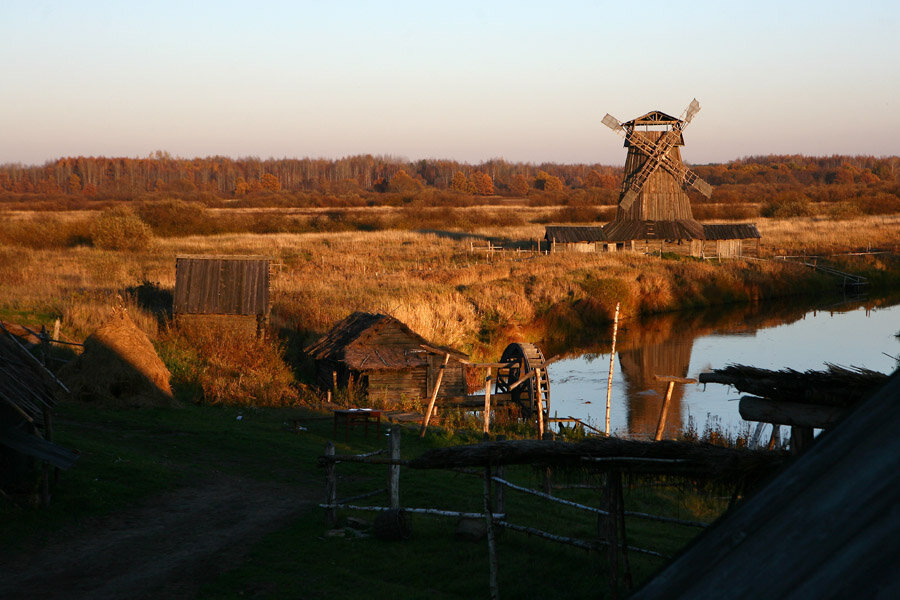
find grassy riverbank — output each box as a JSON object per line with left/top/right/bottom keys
{"left": 1, "top": 211, "right": 899, "bottom": 406}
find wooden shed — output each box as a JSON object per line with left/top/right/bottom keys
{"left": 544, "top": 226, "right": 607, "bottom": 252}
{"left": 306, "top": 312, "right": 469, "bottom": 405}
{"left": 174, "top": 255, "right": 271, "bottom": 333}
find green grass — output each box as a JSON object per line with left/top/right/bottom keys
{"left": 2, "top": 403, "right": 727, "bottom": 599}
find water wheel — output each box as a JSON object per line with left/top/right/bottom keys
{"left": 495, "top": 342, "right": 551, "bottom": 432}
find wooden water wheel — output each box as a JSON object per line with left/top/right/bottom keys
{"left": 495, "top": 342, "right": 551, "bottom": 433}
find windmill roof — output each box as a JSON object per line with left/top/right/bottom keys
{"left": 602, "top": 219, "right": 705, "bottom": 241}
{"left": 624, "top": 110, "right": 682, "bottom": 126}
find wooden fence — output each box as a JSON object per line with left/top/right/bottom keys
{"left": 319, "top": 426, "right": 709, "bottom": 599}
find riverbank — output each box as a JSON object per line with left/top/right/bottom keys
{"left": 1, "top": 213, "right": 899, "bottom": 405}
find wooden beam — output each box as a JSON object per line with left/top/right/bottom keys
{"left": 739, "top": 396, "right": 849, "bottom": 429}
{"left": 420, "top": 353, "right": 450, "bottom": 437}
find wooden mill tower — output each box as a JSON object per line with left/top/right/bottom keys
{"left": 601, "top": 100, "right": 713, "bottom": 242}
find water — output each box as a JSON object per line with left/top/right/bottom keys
{"left": 545, "top": 297, "right": 900, "bottom": 439}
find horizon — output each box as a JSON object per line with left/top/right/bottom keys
{"left": 3, "top": 1, "right": 898, "bottom": 166}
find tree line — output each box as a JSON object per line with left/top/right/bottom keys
{"left": 0, "top": 152, "right": 897, "bottom": 209}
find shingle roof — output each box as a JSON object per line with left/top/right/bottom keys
{"left": 544, "top": 226, "right": 606, "bottom": 244}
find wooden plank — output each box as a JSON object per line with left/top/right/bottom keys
{"left": 738, "top": 396, "right": 849, "bottom": 429}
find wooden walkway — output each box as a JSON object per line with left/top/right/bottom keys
{"left": 774, "top": 255, "right": 869, "bottom": 290}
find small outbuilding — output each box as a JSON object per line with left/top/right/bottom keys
{"left": 174, "top": 255, "right": 271, "bottom": 334}
{"left": 544, "top": 226, "right": 607, "bottom": 252}
{"left": 306, "top": 312, "right": 469, "bottom": 405}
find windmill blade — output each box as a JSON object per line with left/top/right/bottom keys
{"left": 619, "top": 125, "right": 684, "bottom": 207}
{"left": 658, "top": 157, "right": 713, "bottom": 198}
{"left": 683, "top": 98, "right": 701, "bottom": 124}
{"left": 602, "top": 113, "right": 625, "bottom": 133}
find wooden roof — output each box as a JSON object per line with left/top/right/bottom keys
{"left": 702, "top": 223, "right": 762, "bottom": 240}
{"left": 305, "top": 312, "right": 467, "bottom": 371}
{"left": 633, "top": 371, "right": 900, "bottom": 599}
{"left": 544, "top": 226, "right": 606, "bottom": 244}
{"left": 623, "top": 110, "right": 682, "bottom": 126}
{"left": 602, "top": 219, "right": 705, "bottom": 242}
{"left": 0, "top": 327, "right": 78, "bottom": 470}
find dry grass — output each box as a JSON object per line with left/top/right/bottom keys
{"left": 2, "top": 208, "right": 898, "bottom": 404}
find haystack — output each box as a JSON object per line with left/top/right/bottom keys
{"left": 61, "top": 309, "right": 176, "bottom": 408}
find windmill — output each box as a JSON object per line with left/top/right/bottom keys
{"left": 602, "top": 99, "right": 712, "bottom": 223}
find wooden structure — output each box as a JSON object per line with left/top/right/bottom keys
{"left": 634, "top": 370, "right": 900, "bottom": 599}
{"left": 599, "top": 101, "right": 760, "bottom": 258}
{"left": 174, "top": 255, "right": 271, "bottom": 333}
{"left": 699, "top": 364, "right": 887, "bottom": 455}
{"left": 494, "top": 342, "right": 551, "bottom": 429}
{"left": 544, "top": 226, "right": 607, "bottom": 252}
{"left": 0, "top": 325, "right": 79, "bottom": 506}
{"left": 306, "top": 312, "right": 468, "bottom": 406}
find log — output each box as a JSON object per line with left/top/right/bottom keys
{"left": 606, "top": 303, "right": 620, "bottom": 435}
{"left": 654, "top": 381, "right": 675, "bottom": 441}
{"left": 420, "top": 353, "right": 450, "bottom": 437}
{"left": 739, "top": 396, "right": 849, "bottom": 429}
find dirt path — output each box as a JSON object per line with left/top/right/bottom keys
{"left": 0, "top": 476, "right": 318, "bottom": 599}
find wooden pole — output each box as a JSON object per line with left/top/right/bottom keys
{"left": 606, "top": 469, "right": 621, "bottom": 600}
{"left": 388, "top": 425, "right": 401, "bottom": 509}
{"left": 605, "top": 302, "right": 620, "bottom": 435}
{"left": 484, "top": 462, "right": 500, "bottom": 600}
{"left": 324, "top": 442, "right": 337, "bottom": 527}
{"left": 420, "top": 353, "right": 450, "bottom": 437}
{"left": 654, "top": 381, "right": 675, "bottom": 441}
{"left": 483, "top": 368, "right": 492, "bottom": 435}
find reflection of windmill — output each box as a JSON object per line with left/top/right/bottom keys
{"left": 601, "top": 100, "right": 716, "bottom": 245}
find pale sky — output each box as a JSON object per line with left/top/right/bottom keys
{"left": 2, "top": 0, "right": 898, "bottom": 166}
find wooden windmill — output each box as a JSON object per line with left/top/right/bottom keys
{"left": 602, "top": 99, "right": 712, "bottom": 230}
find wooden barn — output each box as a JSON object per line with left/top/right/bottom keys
{"left": 0, "top": 325, "right": 78, "bottom": 506}
{"left": 174, "top": 255, "right": 271, "bottom": 334}
{"left": 306, "top": 312, "right": 469, "bottom": 405}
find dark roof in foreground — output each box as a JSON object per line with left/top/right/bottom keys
{"left": 544, "top": 226, "right": 606, "bottom": 243}
{"left": 633, "top": 370, "right": 900, "bottom": 599}
{"left": 305, "top": 312, "right": 467, "bottom": 370}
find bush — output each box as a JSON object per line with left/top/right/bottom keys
{"left": 137, "top": 200, "right": 214, "bottom": 237}
{"left": 760, "top": 192, "right": 814, "bottom": 218}
{"left": 90, "top": 207, "right": 153, "bottom": 250}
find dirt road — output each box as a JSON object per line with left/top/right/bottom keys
{"left": 0, "top": 476, "right": 316, "bottom": 599}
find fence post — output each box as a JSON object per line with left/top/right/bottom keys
{"left": 324, "top": 441, "right": 337, "bottom": 527}
{"left": 484, "top": 462, "right": 499, "bottom": 600}
{"left": 388, "top": 425, "right": 401, "bottom": 510}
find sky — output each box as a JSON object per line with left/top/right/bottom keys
{"left": 2, "top": 0, "right": 899, "bottom": 166}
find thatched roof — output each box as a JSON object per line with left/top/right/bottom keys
{"left": 634, "top": 371, "right": 900, "bottom": 599}
{"left": 699, "top": 364, "right": 889, "bottom": 407}
{"left": 702, "top": 223, "right": 761, "bottom": 240}
{"left": 544, "top": 226, "right": 606, "bottom": 244}
{"left": 305, "top": 312, "right": 467, "bottom": 371}
{"left": 409, "top": 437, "right": 786, "bottom": 481}
{"left": 602, "top": 219, "right": 705, "bottom": 242}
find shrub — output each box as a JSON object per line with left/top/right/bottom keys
{"left": 137, "top": 199, "right": 214, "bottom": 237}
{"left": 760, "top": 192, "right": 813, "bottom": 218}
{"left": 90, "top": 207, "right": 153, "bottom": 250}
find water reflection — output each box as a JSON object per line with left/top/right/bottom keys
{"left": 545, "top": 295, "right": 900, "bottom": 439}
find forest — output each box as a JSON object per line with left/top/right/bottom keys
{"left": 1, "top": 153, "right": 899, "bottom": 219}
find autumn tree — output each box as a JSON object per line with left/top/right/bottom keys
{"left": 509, "top": 173, "right": 529, "bottom": 196}
{"left": 388, "top": 169, "right": 421, "bottom": 194}
{"left": 450, "top": 171, "right": 471, "bottom": 193}
{"left": 67, "top": 173, "right": 81, "bottom": 193}
{"left": 534, "top": 170, "right": 563, "bottom": 192}
{"left": 234, "top": 177, "right": 250, "bottom": 195}
{"left": 471, "top": 171, "right": 494, "bottom": 195}
{"left": 260, "top": 173, "right": 281, "bottom": 192}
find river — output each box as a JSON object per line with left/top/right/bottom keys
{"left": 544, "top": 295, "right": 900, "bottom": 440}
